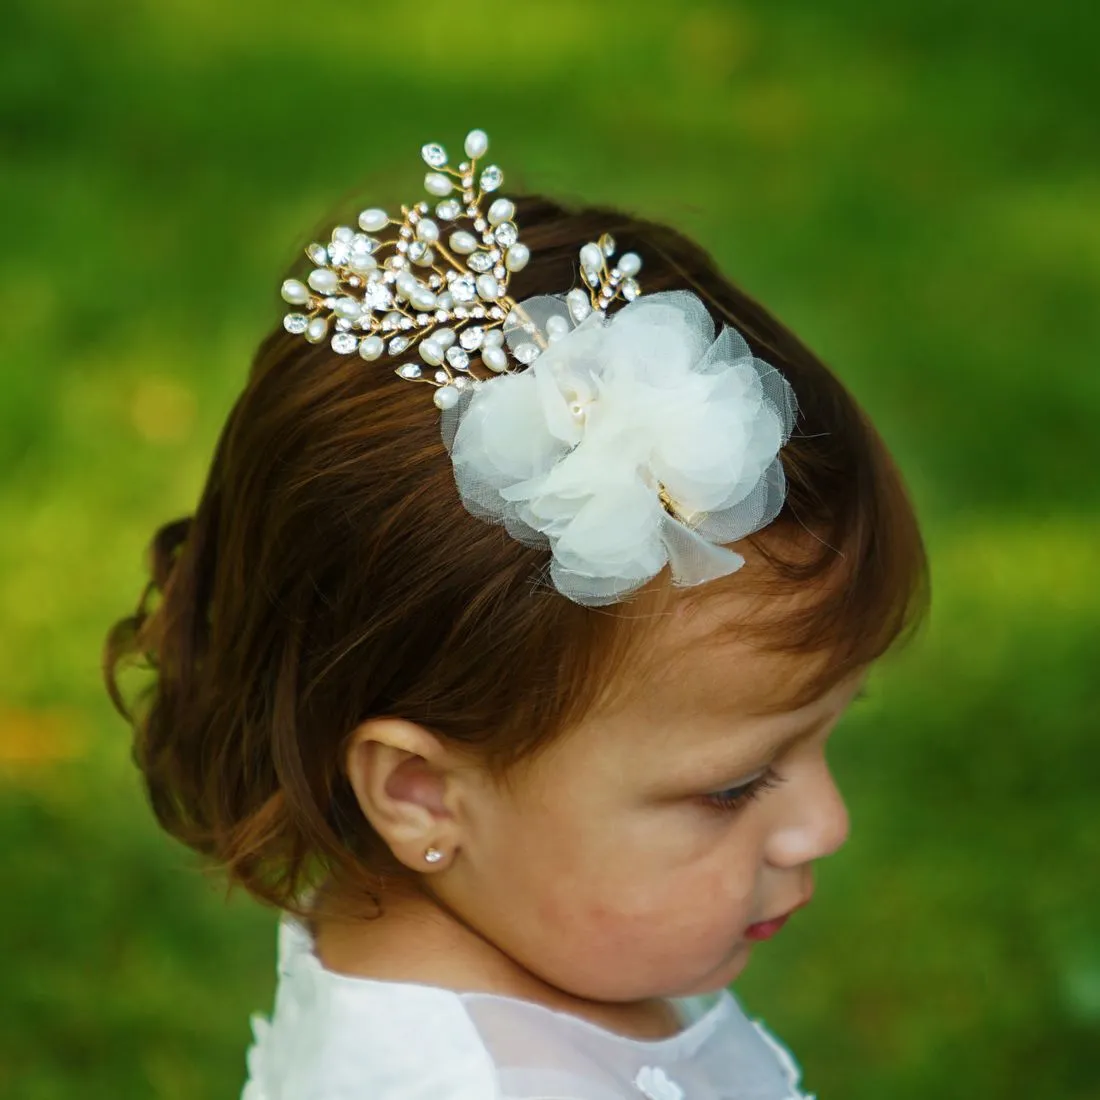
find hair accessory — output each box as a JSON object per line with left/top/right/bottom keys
{"left": 279, "top": 128, "right": 797, "bottom": 607}
{"left": 278, "top": 127, "right": 642, "bottom": 410}
{"left": 423, "top": 847, "right": 444, "bottom": 864}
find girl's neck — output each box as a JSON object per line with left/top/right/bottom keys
{"left": 309, "top": 879, "right": 685, "bottom": 1042}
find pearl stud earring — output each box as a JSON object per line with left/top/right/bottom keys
{"left": 424, "top": 847, "right": 444, "bottom": 864}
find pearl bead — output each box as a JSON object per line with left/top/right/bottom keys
{"left": 504, "top": 244, "right": 529, "bottom": 272}
{"left": 476, "top": 274, "right": 500, "bottom": 300}
{"left": 305, "top": 317, "right": 328, "bottom": 344}
{"left": 424, "top": 172, "right": 453, "bottom": 196}
{"left": 416, "top": 218, "right": 440, "bottom": 243}
{"left": 579, "top": 243, "right": 603, "bottom": 271}
{"left": 487, "top": 198, "right": 515, "bottom": 226}
{"left": 546, "top": 314, "right": 570, "bottom": 341}
{"left": 618, "top": 251, "right": 642, "bottom": 277}
{"left": 410, "top": 287, "right": 437, "bottom": 311}
{"left": 358, "top": 335, "right": 384, "bottom": 360}
{"left": 433, "top": 384, "right": 460, "bottom": 410}
{"left": 358, "top": 209, "right": 388, "bottom": 231}
{"left": 482, "top": 329, "right": 503, "bottom": 349}
{"left": 433, "top": 327, "right": 456, "bottom": 349}
{"left": 419, "top": 340, "right": 443, "bottom": 366}
{"left": 307, "top": 268, "right": 339, "bottom": 295}
{"left": 464, "top": 129, "right": 489, "bottom": 159}
{"left": 280, "top": 279, "right": 310, "bottom": 305}
{"left": 449, "top": 231, "right": 478, "bottom": 254}
{"left": 482, "top": 346, "right": 508, "bottom": 373}
{"left": 348, "top": 252, "right": 376, "bottom": 273}
{"left": 395, "top": 271, "right": 417, "bottom": 296}
{"left": 333, "top": 297, "right": 361, "bottom": 320}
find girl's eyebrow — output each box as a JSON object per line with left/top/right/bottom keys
{"left": 689, "top": 685, "right": 868, "bottom": 786}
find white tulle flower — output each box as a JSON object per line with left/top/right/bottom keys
{"left": 441, "top": 289, "right": 797, "bottom": 606}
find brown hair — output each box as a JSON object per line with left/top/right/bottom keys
{"left": 102, "top": 192, "right": 928, "bottom": 917}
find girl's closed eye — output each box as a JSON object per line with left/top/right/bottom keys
{"left": 701, "top": 767, "right": 786, "bottom": 815}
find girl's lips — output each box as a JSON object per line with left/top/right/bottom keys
{"left": 744, "top": 896, "right": 810, "bottom": 941}
{"left": 744, "top": 914, "right": 791, "bottom": 941}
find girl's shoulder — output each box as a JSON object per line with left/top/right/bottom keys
{"left": 240, "top": 914, "right": 815, "bottom": 1100}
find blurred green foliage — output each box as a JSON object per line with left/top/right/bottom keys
{"left": 1, "top": 0, "right": 1097, "bottom": 1097}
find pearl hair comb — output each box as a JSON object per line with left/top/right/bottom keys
{"left": 278, "top": 127, "right": 644, "bottom": 410}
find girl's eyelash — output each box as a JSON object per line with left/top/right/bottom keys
{"left": 701, "top": 768, "right": 785, "bottom": 815}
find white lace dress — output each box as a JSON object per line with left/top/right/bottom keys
{"left": 241, "top": 914, "right": 815, "bottom": 1100}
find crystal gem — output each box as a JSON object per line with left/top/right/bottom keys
{"left": 408, "top": 241, "right": 429, "bottom": 262}
{"left": 489, "top": 306, "right": 504, "bottom": 319}
{"left": 335, "top": 318, "right": 352, "bottom": 332}
{"left": 446, "top": 346, "right": 471, "bottom": 371}
{"left": 600, "top": 234, "right": 616, "bottom": 257}
{"left": 306, "top": 243, "right": 328, "bottom": 265}
{"left": 467, "top": 251, "right": 493, "bottom": 272}
{"left": 283, "top": 313, "right": 309, "bottom": 334}
{"left": 389, "top": 335, "right": 410, "bottom": 354}
{"left": 400, "top": 317, "right": 413, "bottom": 329}
{"left": 363, "top": 283, "right": 393, "bottom": 311}
{"left": 451, "top": 275, "right": 476, "bottom": 303}
{"left": 514, "top": 342, "right": 541, "bottom": 364}
{"left": 331, "top": 333, "right": 358, "bottom": 354}
{"left": 472, "top": 305, "right": 486, "bottom": 317}
{"left": 436, "top": 199, "right": 462, "bottom": 220}
{"left": 396, "top": 240, "right": 408, "bottom": 253}
{"left": 327, "top": 241, "right": 351, "bottom": 266}
{"left": 479, "top": 165, "right": 503, "bottom": 191}
{"left": 400, "top": 225, "right": 413, "bottom": 238}
{"left": 622, "top": 278, "right": 641, "bottom": 301}
{"left": 459, "top": 326, "right": 484, "bottom": 351}
{"left": 398, "top": 363, "right": 423, "bottom": 379}
{"left": 582, "top": 265, "right": 600, "bottom": 287}
{"left": 422, "top": 143, "right": 448, "bottom": 168}
{"left": 494, "top": 265, "right": 506, "bottom": 279}
{"left": 434, "top": 369, "right": 449, "bottom": 383}
{"left": 494, "top": 221, "right": 518, "bottom": 247}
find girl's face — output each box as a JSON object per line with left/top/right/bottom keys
{"left": 429, "top": 595, "right": 867, "bottom": 1004}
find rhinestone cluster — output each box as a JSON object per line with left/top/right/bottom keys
{"left": 279, "top": 128, "right": 644, "bottom": 410}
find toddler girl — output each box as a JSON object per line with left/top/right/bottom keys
{"left": 104, "top": 127, "right": 928, "bottom": 1099}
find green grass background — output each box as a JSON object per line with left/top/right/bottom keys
{"left": 1, "top": 0, "right": 1097, "bottom": 1096}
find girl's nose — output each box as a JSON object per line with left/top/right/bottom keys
{"left": 765, "top": 763, "right": 850, "bottom": 868}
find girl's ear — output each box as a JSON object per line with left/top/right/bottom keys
{"left": 344, "top": 718, "right": 462, "bottom": 871}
